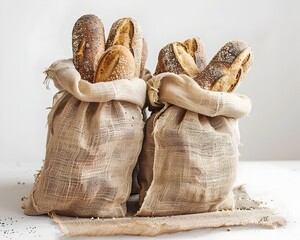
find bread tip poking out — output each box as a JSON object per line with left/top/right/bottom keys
{"left": 106, "top": 17, "right": 144, "bottom": 77}
{"left": 183, "top": 37, "right": 207, "bottom": 72}
{"left": 196, "top": 40, "right": 253, "bottom": 92}
{"left": 72, "top": 14, "right": 105, "bottom": 83}
{"left": 155, "top": 42, "right": 200, "bottom": 78}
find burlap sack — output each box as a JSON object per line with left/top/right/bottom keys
{"left": 137, "top": 73, "right": 252, "bottom": 216}
{"left": 130, "top": 69, "right": 153, "bottom": 195}
{"left": 23, "top": 59, "right": 146, "bottom": 218}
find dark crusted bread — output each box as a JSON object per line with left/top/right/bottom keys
{"left": 195, "top": 41, "right": 253, "bottom": 92}
{"left": 72, "top": 14, "right": 105, "bottom": 83}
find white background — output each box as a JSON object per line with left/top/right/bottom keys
{"left": 0, "top": 0, "right": 300, "bottom": 167}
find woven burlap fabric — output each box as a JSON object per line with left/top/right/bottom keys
{"left": 23, "top": 59, "right": 146, "bottom": 218}
{"left": 130, "top": 69, "right": 152, "bottom": 195}
{"left": 51, "top": 186, "right": 286, "bottom": 236}
{"left": 137, "top": 73, "right": 252, "bottom": 216}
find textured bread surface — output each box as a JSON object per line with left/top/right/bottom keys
{"left": 140, "top": 38, "right": 148, "bottom": 77}
{"left": 183, "top": 37, "right": 207, "bottom": 72}
{"left": 72, "top": 14, "right": 105, "bottom": 83}
{"left": 195, "top": 41, "right": 253, "bottom": 92}
{"left": 106, "top": 18, "right": 143, "bottom": 77}
{"left": 155, "top": 42, "right": 200, "bottom": 78}
{"left": 95, "top": 45, "right": 135, "bottom": 82}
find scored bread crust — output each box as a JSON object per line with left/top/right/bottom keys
{"left": 94, "top": 45, "right": 135, "bottom": 82}
{"left": 154, "top": 42, "right": 200, "bottom": 78}
{"left": 72, "top": 14, "right": 105, "bottom": 83}
{"left": 195, "top": 41, "right": 253, "bottom": 92}
{"left": 106, "top": 18, "right": 144, "bottom": 78}
{"left": 140, "top": 38, "right": 148, "bottom": 78}
{"left": 183, "top": 37, "right": 207, "bottom": 72}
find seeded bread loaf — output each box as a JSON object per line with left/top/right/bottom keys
{"left": 106, "top": 18, "right": 144, "bottom": 77}
{"left": 183, "top": 37, "right": 207, "bottom": 72}
{"left": 72, "top": 14, "right": 105, "bottom": 83}
{"left": 195, "top": 41, "right": 253, "bottom": 92}
{"left": 94, "top": 45, "right": 135, "bottom": 82}
{"left": 154, "top": 42, "right": 200, "bottom": 78}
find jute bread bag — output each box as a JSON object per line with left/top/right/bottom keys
{"left": 137, "top": 40, "right": 252, "bottom": 216}
{"left": 23, "top": 59, "right": 146, "bottom": 217}
{"left": 23, "top": 15, "right": 147, "bottom": 218}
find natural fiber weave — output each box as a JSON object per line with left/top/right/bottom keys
{"left": 137, "top": 73, "right": 251, "bottom": 216}
{"left": 23, "top": 59, "right": 146, "bottom": 217}
{"left": 51, "top": 186, "right": 286, "bottom": 237}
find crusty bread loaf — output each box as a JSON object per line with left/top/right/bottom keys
{"left": 140, "top": 38, "right": 148, "bottom": 77}
{"left": 94, "top": 45, "right": 135, "bottom": 82}
{"left": 183, "top": 37, "right": 207, "bottom": 72}
{"left": 72, "top": 14, "right": 105, "bottom": 83}
{"left": 195, "top": 41, "right": 253, "bottom": 92}
{"left": 154, "top": 42, "right": 200, "bottom": 78}
{"left": 106, "top": 18, "right": 144, "bottom": 77}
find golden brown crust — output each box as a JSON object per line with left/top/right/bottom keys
{"left": 106, "top": 18, "right": 144, "bottom": 77}
{"left": 195, "top": 41, "right": 253, "bottom": 92}
{"left": 140, "top": 38, "right": 148, "bottom": 77}
{"left": 183, "top": 37, "right": 207, "bottom": 72}
{"left": 154, "top": 42, "right": 200, "bottom": 78}
{"left": 94, "top": 45, "right": 135, "bottom": 82}
{"left": 72, "top": 14, "right": 105, "bottom": 83}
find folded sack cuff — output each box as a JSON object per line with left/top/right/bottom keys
{"left": 44, "top": 59, "right": 147, "bottom": 108}
{"left": 147, "top": 72, "right": 251, "bottom": 119}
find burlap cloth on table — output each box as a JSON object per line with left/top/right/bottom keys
{"left": 52, "top": 186, "right": 286, "bottom": 236}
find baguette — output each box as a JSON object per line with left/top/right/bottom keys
{"left": 94, "top": 45, "right": 135, "bottom": 82}
{"left": 72, "top": 14, "right": 105, "bottom": 83}
{"left": 140, "top": 38, "right": 148, "bottom": 77}
{"left": 154, "top": 42, "right": 200, "bottom": 78}
{"left": 106, "top": 18, "right": 144, "bottom": 77}
{"left": 195, "top": 41, "right": 253, "bottom": 92}
{"left": 183, "top": 37, "right": 207, "bottom": 72}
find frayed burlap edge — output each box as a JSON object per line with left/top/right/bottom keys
{"left": 50, "top": 186, "right": 286, "bottom": 237}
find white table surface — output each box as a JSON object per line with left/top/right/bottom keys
{"left": 0, "top": 160, "right": 299, "bottom": 240}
